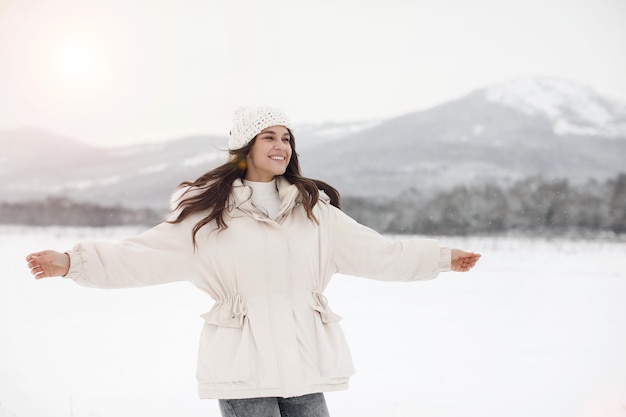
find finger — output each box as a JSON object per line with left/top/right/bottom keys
{"left": 30, "top": 264, "right": 48, "bottom": 278}
{"left": 28, "top": 257, "right": 45, "bottom": 266}
{"left": 464, "top": 255, "right": 480, "bottom": 263}
{"left": 26, "top": 251, "right": 48, "bottom": 260}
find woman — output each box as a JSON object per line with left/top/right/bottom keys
{"left": 26, "top": 106, "right": 481, "bottom": 417}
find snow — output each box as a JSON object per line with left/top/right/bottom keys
{"left": 57, "top": 179, "right": 95, "bottom": 191}
{"left": 182, "top": 152, "right": 222, "bottom": 167}
{"left": 472, "top": 124, "right": 484, "bottom": 137}
{"left": 98, "top": 175, "right": 121, "bottom": 186}
{"left": 485, "top": 77, "right": 626, "bottom": 138}
{"left": 110, "top": 143, "right": 167, "bottom": 157}
{"left": 295, "top": 120, "right": 383, "bottom": 148}
{"left": 312, "top": 120, "right": 383, "bottom": 139}
{"left": 44, "top": 176, "right": 122, "bottom": 193}
{"left": 1, "top": 226, "right": 625, "bottom": 417}
{"left": 137, "top": 163, "right": 169, "bottom": 175}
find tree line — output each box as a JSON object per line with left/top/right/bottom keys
{"left": 1, "top": 173, "right": 625, "bottom": 236}
{"left": 0, "top": 197, "right": 163, "bottom": 227}
{"left": 342, "top": 173, "right": 626, "bottom": 236}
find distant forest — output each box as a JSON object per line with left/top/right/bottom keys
{"left": 343, "top": 173, "right": 626, "bottom": 236}
{"left": 1, "top": 173, "right": 625, "bottom": 236}
{"left": 0, "top": 198, "right": 164, "bottom": 227}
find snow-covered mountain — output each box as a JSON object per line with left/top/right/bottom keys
{"left": 0, "top": 130, "right": 229, "bottom": 208}
{"left": 0, "top": 120, "right": 381, "bottom": 209}
{"left": 1, "top": 76, "right": 625, "bottom": 209}
{"left": 486, "top": 77, "right": 626, "bottom": 138}
{"left": 302, "top": 77, "right": 626, "bottom": 197}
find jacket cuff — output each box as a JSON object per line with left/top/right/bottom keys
{"left": 63, "top": 250, "right": 83, "bottom": 279}
{"left": 439, "top": 247, "right": 451, "bottom": 272}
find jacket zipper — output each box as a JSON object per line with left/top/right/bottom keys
{"left": 261, "top": 224, "right": 287, "bottom": 394}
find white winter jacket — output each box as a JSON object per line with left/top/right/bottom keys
{"left": 65, "top": 177, "right": 451, "bottom": 399}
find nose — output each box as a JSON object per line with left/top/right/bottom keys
{"left": 274, "top": 140, "right": 288, "bottom": 149}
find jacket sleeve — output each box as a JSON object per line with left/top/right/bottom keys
{"left": 63, "top": 219, "right": 198, "bottom": 289}
{"left": 329, "top": 205, "right": 451, "bottom": 281}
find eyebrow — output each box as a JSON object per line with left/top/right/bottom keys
{"left": 261, "top": 130, "right": 290, "bottom": 136}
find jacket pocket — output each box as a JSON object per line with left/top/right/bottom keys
{"left": 196, "top": 297, "right": 254, "bottom": 383}
{"left": 311, "top": 292, "right": 356, "bottom": 377}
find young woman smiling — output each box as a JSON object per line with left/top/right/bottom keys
{"left": 26, "top": 106, "right": 481, "bottom": 417}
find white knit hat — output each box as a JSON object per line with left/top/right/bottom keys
{"left": 229, "top": 106, "right": 292, "bottom": 150}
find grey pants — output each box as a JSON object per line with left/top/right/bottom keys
{"left": 218, "top": 393, "right": 330, "bottom": 417}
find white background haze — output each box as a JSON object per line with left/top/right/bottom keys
{"left": 1, "top": 0, "right": 626, "bottom": 147}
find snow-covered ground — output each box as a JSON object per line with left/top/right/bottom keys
{"left": 1, "top": 226, "right": 625, "bottom": 417}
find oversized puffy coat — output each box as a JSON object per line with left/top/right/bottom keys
{"left": 64, "top": 177, "right": 450, "bottom": 399}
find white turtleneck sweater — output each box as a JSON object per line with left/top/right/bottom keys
{"left": 243, "top": 179, "right": 281, "bottom": 220}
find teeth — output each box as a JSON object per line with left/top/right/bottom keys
{"left": 270, "top": 156, "right": 285, "bottom": 160}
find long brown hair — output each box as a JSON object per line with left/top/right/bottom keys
{"left": 169, "top": 130, "right": 341, "bottom": 245}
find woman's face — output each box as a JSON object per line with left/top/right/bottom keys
{"left": 245, "top": 125, "right": 292, "bottom": 182}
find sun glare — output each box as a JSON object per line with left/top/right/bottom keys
{"left": 58, "top": 42, "right": 96, "bottom": 79}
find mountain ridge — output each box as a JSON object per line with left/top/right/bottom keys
{"left": 1, "top": 76, "right": 625, "bottom": 209}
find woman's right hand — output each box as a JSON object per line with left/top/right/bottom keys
{"left": 26, "top": 250, "right": 71, "bottom": 279}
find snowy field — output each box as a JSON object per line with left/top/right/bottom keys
{"left": 1, "top": 225, "right": 625, "bottom": 417}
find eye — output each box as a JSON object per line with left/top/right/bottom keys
{"left": 282, "top": 137, "right": 291, "bottom": 142}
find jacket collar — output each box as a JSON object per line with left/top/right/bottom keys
{"left": 230, "top": 176, "right": 300, "bottom": 220}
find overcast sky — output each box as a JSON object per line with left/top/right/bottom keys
{"left": 1, "top": 0, "right": 625, "bottom": 147}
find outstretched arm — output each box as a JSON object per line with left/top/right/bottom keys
{"left": 451, "top": 249, "right": 481, "bottom": 272}
{"left": 329, "top": 204, "right": 481, "bottom": 281}
{"left": 24, "top": 219, "right": 199, "bottom": 289}
{"left": 26, "top": 250, "right": 70, "bottom": 279}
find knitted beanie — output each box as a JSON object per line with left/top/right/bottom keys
{"left": 229, "top": 106, "right": 292, "bottom": 150}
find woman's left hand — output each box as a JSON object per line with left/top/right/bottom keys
{"left": 451, "top": 249, "right": 481, "bottom": 272}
